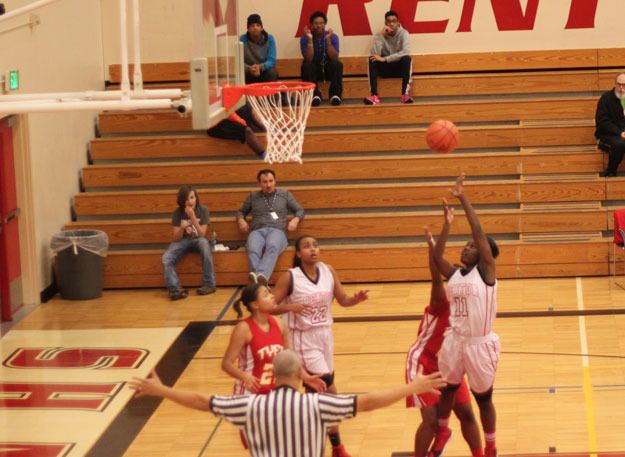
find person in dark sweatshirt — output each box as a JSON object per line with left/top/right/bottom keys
{"left": 240, "top": 14, "right": 278, "bottom": 84}
{"left": 364, "top": 10, "right": 413, "bottom": 105}
{"left": 595, "top": 72, "right": 625, "bottom": 177}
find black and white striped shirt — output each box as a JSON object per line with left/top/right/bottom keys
{"left": 210, "top": 385, "right": 357, "bottom": 457}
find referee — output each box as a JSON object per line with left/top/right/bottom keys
{"left": 129, "top": 350, "right": 446, "bottom": 457}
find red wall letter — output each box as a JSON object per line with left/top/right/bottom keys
{"left": 457, "top": 0, "right": 476, "bottom": 32}
{"left": 0, "top": 382, "right": 122, "bottom": 411}
{"left": 490, "top": 0, "right": 540, "bottom": 31}
{"left": 296, "top": 0, "right": 373, "bottom": 37}
{"left": 202, "top": 0, "right": 237, "bottom": 32}
{"left": 391, "top": 0, "right": 449, "bottom": 34}
{"left": 4, "top": 347, "right": 148, "bottom": 369}
{"left": 458, "top": 0, "right": 540, "bottom": 32}
{"left": 565, "top": 0, "right": 598, "bottom": 29}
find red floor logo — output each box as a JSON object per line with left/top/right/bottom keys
{"left": 0, "top": 442, "right": 74, "bottom": 457}
{"left": 0, "top": 382, "right": 124, "bottom": 411}
{"left": 3, "top": 347, "right": 149, "bottom": 369}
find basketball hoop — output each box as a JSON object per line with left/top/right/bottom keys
{"left": 225, "top": 81, "right": 315, "bottom": 164}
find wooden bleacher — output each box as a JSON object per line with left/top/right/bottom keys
{"left": 90, "top": 123, "right": 596, "bottom": 159}
{"left": 98, "top": 96, "right": 597, "bottom": 134}
{"left": 64, "top": 48, "right": 625, "bottom": 287}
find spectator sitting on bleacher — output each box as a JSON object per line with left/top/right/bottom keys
{"left": 595, "top": 72, "right": 625, "bottom": 177}
{"left": 207, "top": 104, "right": 266, "bottom": 160}
{"left": 364, "top": 10, "right": 413, "bottom": 105}
{"left": 300, "top": 11, "right": 343, "bottom": 106}
{"left": 162, "top": 185, "right": 216, "bottom": 300}
{"left": 236, "top": 169, "right": 304, "bottom": 286}
{"left": 240, "top": 14, "right": 278, "bottom": 84}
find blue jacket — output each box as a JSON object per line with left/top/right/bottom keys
{"left": 240, "top": 32, "right": 277, "bottom": 71}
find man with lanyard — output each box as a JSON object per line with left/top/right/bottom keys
{"left": 236, "top": 169, "right": 304, "bottom": 285}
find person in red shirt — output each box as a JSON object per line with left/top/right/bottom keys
{"left": 222, "top": 282, "right": 325, "bottom": 450}
{"left": 406, "top": 227, "right": 482, "bottom": 457}
{"left": 222, "top": 282, "right": 325, "bottom": 395}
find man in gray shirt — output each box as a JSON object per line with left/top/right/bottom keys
{"left": 236, "top": 169, "right": 304, "bottom": 285}
{"left": 364, "top": 10, "right": 413, "bottom": 105}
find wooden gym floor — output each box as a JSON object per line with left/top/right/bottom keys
{"left": 2, "top": 276, "right": 625, "bottom": 457}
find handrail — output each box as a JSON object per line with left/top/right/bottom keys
{"left": 0, "top": 0, "right": 59, "bottom": 23}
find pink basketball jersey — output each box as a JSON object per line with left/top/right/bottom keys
{"left": 283, "top": 262, "right": 335, "bottom": 331}
{"left": 446, "top": 267, "right": 497, "bottom": 337}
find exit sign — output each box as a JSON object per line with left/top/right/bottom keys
{"left": 8, "top": 71, "right": 19, "bottom": 90}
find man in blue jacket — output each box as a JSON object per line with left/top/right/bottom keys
{"left": 240, "top": 14, "right": 278, "bottom": 84}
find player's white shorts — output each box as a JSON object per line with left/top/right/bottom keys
{"left": 289, "top": 325, "right": 334, "bottom": 374}
{"left": 438, "top": 331, "right": 500, "bottom": 394}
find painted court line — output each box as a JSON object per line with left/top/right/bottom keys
{"left": 576, "top": 277, "right": 598, "bottom": 457}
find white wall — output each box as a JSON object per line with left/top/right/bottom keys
{"left": 101, "top": 0, "right": 625, "bottom": 71}
{"left": 0, "top": 0, "right": 104, "bottom": 296}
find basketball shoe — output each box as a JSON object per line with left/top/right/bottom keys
{"left": 428, "top": 427, "right": 452, "bottom": 457}
{"left": 485, "top": 445, "right": 497, "bottom": 457}
{"left": 363, "top": 95, "right": 380, "bottom": 105}
{"left": 332, "top": 444, "right": 351, "bottom": 457}
{"left": 400, "top": 94, "right": 414, "bottom": 103}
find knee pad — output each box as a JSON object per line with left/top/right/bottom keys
{"left": 472, "top": 387, "right": 493, "bottom": 403}
{"left": 304, "top": 372, "right": 334, "bottom": 392}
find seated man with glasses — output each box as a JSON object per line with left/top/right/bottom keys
{"left": 595, "top": 72, "right": 625, "bottom": 177}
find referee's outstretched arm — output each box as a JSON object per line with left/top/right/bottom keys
{"left": 128, "top": 355, "right": 446, "bottom": 415}
{"left": 128, "top": 369, "right": 213, "bottom": 411}
{"left": 357, "top": 366, "right": 446, "bottom": 412}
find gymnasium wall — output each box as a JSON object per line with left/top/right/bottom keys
{"left": 0, "top": 0, "right": 104, "bottom": 296}
{"left": 101, "top": 0, "right": 625, "bottom": 71}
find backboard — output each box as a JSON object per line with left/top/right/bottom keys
{"left": 191, "top": 0, "right": 244, "bottom": 130}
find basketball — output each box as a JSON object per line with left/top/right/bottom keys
{"left": 426, "top": 119, "right": 460, "bottom": 153}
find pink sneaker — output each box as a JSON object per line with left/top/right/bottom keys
{"left": 363, "top": 95, "right": 380, "bottom": 105}
{"left": 400, "top": 94, "right": 414, "bottom": 104}
{"left": 429, "top": 427, "right": 452, "bottom": 457}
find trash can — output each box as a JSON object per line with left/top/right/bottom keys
{"left": 51, "top": 230, "right": 109, "bottom": 300}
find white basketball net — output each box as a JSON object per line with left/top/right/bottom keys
{"left": 245, "top": 83, "right": 314, "bottom": 164}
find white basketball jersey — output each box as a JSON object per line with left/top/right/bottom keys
{"left": 446, "top": 267, "right": 497, "bottom": 337}
{"left": 283, "top": 262, "right": 335, "bottom": 331}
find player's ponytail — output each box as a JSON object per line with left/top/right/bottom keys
{"left": 233, "top": 283, "right": 264, "bottom": 318}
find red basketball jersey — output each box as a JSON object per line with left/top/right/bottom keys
{"left": 237, "top": 316, "right": 284, "bottom": 395}
{"left": 408, "top": 298, "right": 450, "bottom": 364}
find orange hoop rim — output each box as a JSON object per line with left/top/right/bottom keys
{"left": 242, "top": 81, "right": 315, "bottom": 97}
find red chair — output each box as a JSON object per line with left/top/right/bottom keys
{"left": 614, "top": 209, "right": 625, "bottom": 289}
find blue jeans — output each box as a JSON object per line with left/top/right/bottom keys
{"left": 246, "top": 227, "right": 288, "bottom": 278}
{"left": 162, "top": 237, "right": 215, "bottom": 290}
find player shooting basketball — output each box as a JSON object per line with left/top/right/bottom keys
{"left": 405, "top": 226, "right": 483, "bottom": 457}
{"left": 432, "top": 173, "right": 501, "bottom": 457}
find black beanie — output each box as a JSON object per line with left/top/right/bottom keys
{"left": 247, "top": 14, "right": 262, "bottom": 28}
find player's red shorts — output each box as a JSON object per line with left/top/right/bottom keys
{"left": 406, "top": 353, "right": 470, "bottom": 408}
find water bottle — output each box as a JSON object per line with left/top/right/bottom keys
{"left": 210, "top": 230, "right": 218, "bottom": 250}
